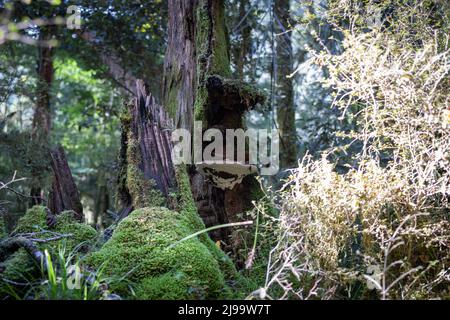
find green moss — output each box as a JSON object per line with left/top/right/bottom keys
{"left": 13, "top": 205, "right": 48, "bottom": 234}
{"left": 174, "top": 165, "right": 237, "bottom": 281}
{"left": 174, "top": 165, "right": 204, "bottom": 229}
{"left": 126, "top": 165, "right": 166, "bottom": 208}
{"left": 163, "top": 65, "right": 182, "bottom": 119}
{"left": 119, "top": 105, "right": 132, "bottom": 128}
{"left": 126, "top": 132, "right": 166, "bottom": 209}
{"left": 194, "top": 86, "right": 207, "bottom": 122}
{"left": 53, "top": 211, "right": 98, "bottom": 251}
{"left": 135, "top": 272, "right": 190, "bottom": 300}
{"left": 0, "top": 248, "right": 37, "bottom": 284}
{"left": 195, "top": 1, "right": 231, "bottom": 78}
{"left": 86, "top": 207, "right": 234, "bottom": 299}
{"left": 13, "top": 206, "right": 97, "bottom": 253}
{"left": 195, "top": 1, "right": 211, "bottom": 76}
{"left": 0, "top": 207, "right": 97, "bottom": 297}
{"left": 209, "top": 2, "right": 232, "bottom": 77}
{"left": 222, "top": 78, "right": 266, "bottom": 106}
{"left": 194, "top": 0, "right": 233, "bottom": 125}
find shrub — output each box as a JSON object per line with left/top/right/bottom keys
{"left": 257, "top": 0, "right": 449, "bottom": 300}
{"left": 261, "top": 157, "right": 449, "bottom": 299}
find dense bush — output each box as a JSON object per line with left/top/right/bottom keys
{"left": 254, "top": 0, "right": 449, "bottom": 300}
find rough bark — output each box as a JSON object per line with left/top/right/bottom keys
{"left": 30, "top": 26, "right": 55, "bottom": 205}
{"left": 47, "top": 145, "right": 83, "bottom": 221}
{"left": 162, "top": 0, "right": 197, "bottom": 130}
{"left": 115, "top": 0, "right": 265, "bottom": 244}
{"left": 274, "top": 0, "right": 298, "bottom": 169}
{"left": 133, "top": 82, "right": 176, "bottom": 195}
{"left": 117, "top": 80, "right": 177, "bottom": 218}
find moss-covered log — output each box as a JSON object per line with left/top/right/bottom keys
{"left": 110, "top": 2, "right": 264, "bottom": 299}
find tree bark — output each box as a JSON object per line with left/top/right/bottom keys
{"left": 162, "top": 0, "right": 197, "bottom": 130}
{"left": 117, "top": 80, "right": 177, "bottom": 217}
{"left": 117, "top": 0, "right": 264, "bottom": 248}
{"left": 274, "top": 0, "right": 298, "bottom": 169}
{"left": 30, "top": 26, "right": 55, "bottom": 205}
{"left": 163, "top": 0, "right": 264, "bottom": 243}
{"left": 47, "top": 145, "right": 83, "bottom": 221}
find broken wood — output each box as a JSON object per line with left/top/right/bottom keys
{"left": 47, "top": 145, "right": 83, "bottom": 221}
{"left": 117, "top": 80, "right": 177, "bottom": 216}
{"left": 132, "top": 81, "right": 176, "bottom": 196}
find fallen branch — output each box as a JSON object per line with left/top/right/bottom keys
{"left": 0, "top": 237, "right": 45, "bottom": 267}
{"left": 0, "top": 233, "right": 74, "bottom": 271}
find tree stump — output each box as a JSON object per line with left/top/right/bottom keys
{"left": 47, "top": 145, "right": 83, "bottom": 221}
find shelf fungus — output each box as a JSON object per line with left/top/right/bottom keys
{"left": 196, "top": 161, "right": 258, "bottom": 190}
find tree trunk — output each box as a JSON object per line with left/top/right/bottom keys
{"left": 162, "top": 0, "right": 197, "bottom": 130}
{"left": 47, "top": 145, "right": 84, "bottom": 221}
{"left": 30, "top": 26, "right": 55, "bottom": 205}
{"left": 274, "top": 0, "right": 298, "bottom": 169}
{"left": 163, "top": 0, "right": 264, "bottom": 244}
{"left": 117, "top": 0, "right": 264, "bottom": 249}
{"left": 94, "top": 171, "right": 109, "bottom": 228}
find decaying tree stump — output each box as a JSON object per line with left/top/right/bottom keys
{"left": 132, "top": 81, "right": 176, "bottom": 195}
{"left": 117, "top": 80, "right": 177, "bottom": 218}
{"left": 47, "top": 145, "right": 83, "bottom": 221}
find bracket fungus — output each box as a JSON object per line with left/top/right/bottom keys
{"left": 196, "top": 161, "right": 258, "bottom": 190}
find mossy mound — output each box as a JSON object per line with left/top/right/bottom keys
{"left": 0, "top": 206, "right": 97, "bottom": 294}
{"left": 12, "top": 205, "right": 49, "bottom": 234}
{"left": 86, "top": 207, "right": 236, "bottom": 299}
{"left": 13, "top": 206, "right": 97, "bottom": 252}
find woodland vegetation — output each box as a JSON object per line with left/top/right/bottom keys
{"left": 0, "top": 0, "right": 449, "bottom": 300}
